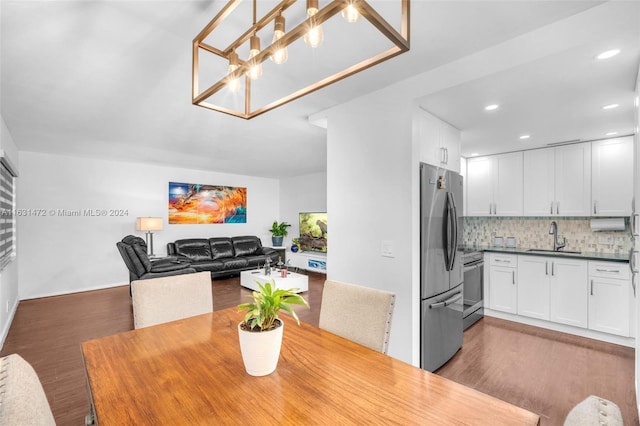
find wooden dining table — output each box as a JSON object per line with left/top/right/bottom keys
{"left": 81, "top": 307, "right": 540, "bottom": 425}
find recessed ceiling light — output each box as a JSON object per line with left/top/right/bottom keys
{"left": 605, "top": 131, "right": 618, "bottom": 136}
{"left": 484, "top": 104, "right": 499, "bottom": 111}
{"left": 470, "top": 153, "right": 479, "bottom": 157}
{"left": 602, "top": 103, "right": 619, "bottom": 110}
{"left": 519, "top": 135, "right": 530, "bottom": 140}
{"left": 596, "top": 49, "right": 620, "bottom": 60}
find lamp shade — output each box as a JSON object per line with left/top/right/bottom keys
{"left": 136, "top": 217, "right": 163, "bottom": 232}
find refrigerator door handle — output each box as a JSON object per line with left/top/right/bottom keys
{"left": 429, "top": 292, "right": 462, "bottom": 309}
{"left": 445, "top": 192, "right": 457, "bottom": 272}
{"left": 450, "top": 192, "right": 459, "bottom": 269}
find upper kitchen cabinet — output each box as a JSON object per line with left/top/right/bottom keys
{"left": 466, "top": 152, "right": 523, "bottom": 216}
{"left": 591, "top": 136, "right": 633, "bottom": 217}
{"left": 417, "top": 108, "right": 461, "bottom": 173}
{"left": 523, "top": 143, "right": 591, "bottom": 216}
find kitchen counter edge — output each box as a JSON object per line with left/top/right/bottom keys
{"left": 469, "top": 247, "right": 629, "bottom": 263}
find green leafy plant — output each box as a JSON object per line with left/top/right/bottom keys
{"left": 238, "top": 280, "right": 309, "bottom": 332}
{"left": 291, "top": 237, "right": 300, "bottom": 245}
{"left": 270, "top": 221, "right": 291, "bottom": 237}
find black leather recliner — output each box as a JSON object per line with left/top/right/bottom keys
{"left": 116, "top": 235, "right": 196, "bottom": 283}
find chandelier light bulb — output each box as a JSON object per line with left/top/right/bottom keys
{"left": 271, "top": 14, "right": 288, "bottom": 65}
{"left": 247, "top": 35, "right": 263, "bottom": 80}
{"left": 304, "top": 0, "right": 324, "bottom": 48}
{"left": 342, "top": 3, "right": 360, "bottom": 23}
{"left": 227, "top": 51, "right": 240, "bottom": 92}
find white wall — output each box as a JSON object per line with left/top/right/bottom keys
{"left": 17, "top": 152, "right": 280, "bottom": 299}
{"left": 280, "top": 172, "right": 327, "bottom": 245}
{"left": 0, "top": 115, "right": 20, "bottom": 348}
{"left": 325, "top": 90, "right": 416, "bottom": 364}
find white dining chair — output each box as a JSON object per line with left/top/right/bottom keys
{"left": 319, "top": 279, "right": 396, "bottom": 354}
{"left": 131, "top": 271, "right": 213, "bottom": 329}
{"left": 0, "top": 354, "right": 56, "bottom": 425}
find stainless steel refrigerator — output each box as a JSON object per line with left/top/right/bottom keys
{"left": 420, "top": 162, "right": 464, "bottom": 372}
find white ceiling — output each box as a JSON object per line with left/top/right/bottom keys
{"left": 1, "top": 1, "right": 638, "bottom": 178}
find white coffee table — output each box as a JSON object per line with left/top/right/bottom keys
{"left": 240, "top": 269, "right": 309, "bottom": 293}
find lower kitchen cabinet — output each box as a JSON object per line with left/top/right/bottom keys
{"left": 588, "top": 261, "right": 631, "bottom": 337}
{"left": 485, "top": 253, "right": 632, "bottom": 344}
{"left": 549, "top": 258, "right": 588, "bottom": 328}
{"left": 517, "top": 256, "right": 550, "bottom": 320}
{"left": 488, "top": 254, "right": 517, "bottom": 314}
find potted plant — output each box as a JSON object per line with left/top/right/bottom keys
{"left": 237, "top": 280, "right": 308, "bottom": 376}
{"left": 269, "top": 221, "right": 291, "bottom": 247}
{"left": 291, "top": 237, "right": 300, "bottom": 253}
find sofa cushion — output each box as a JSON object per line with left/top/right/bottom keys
{"left": 232, "top": 236, "right": 261, "bottom": 257}
{"left": 244, "top": 255, "right": 267, "bottom": 268}
{"left": 209, "top": 238, "right": 234, "bottom": 260}
{"left": 190, "top": 260, "right": 225, "bottom": 273}
{"left": 132, "top": 244, "right": 153, "bottom": 272}
{"left": 223, "top": 257, "right": 249, "bottom": 270}
{"left": 174, "top": 239, "right": 212, "bottom": 261}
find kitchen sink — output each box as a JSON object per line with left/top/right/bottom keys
{"left": 527, "top": 249, "right": 582, "bottom": 254}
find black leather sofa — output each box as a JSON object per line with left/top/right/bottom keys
{"left": 167, "top": 236, "right": 279, "bottom": 278}
{"left": 117, "top": 235, "right": 196, "bottom": 282}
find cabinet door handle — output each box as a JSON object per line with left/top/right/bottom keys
{"left": 489, "top": 203, "right": 492, "bottom": 215}
{"left": 590, "top": 279, "right": 594, "bottom": 296}
{"left": 595, "top": 268, "right": 620, "bottom": 273}
{"left": 632, "top": 274, "right": 637, "bottom": 298}
{"left": 551, "top": 262, "right": 555, "bottom": 276}
{"left": 556, "top": 202, "right": 560, "bottom": 215}
{"left": 512, "top": 270, "right": 515, "bottom": 284}
{"left": 545, "top": 261, "right": 548, "bottom": 275}
{"left": 444, "top": 148, "right": 449, "bottom": 164}
{"left": 593, "top": 201, "right": 598, "bottom": 215}
{"left": 550, "top": 202, "right": 553, "bottom": 215}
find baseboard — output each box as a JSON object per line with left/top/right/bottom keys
{"left": 0, "top": 298, "right": 19, "bottom": 351}
{"left": 485, "top": 308, "right": 635, "bottom": 348}
{"left": 21, "top": 281, "right": 129, "bottom": 301}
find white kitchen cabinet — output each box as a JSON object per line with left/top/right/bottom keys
{"left": 417, "top": 108, "right": 461, "bottom": 173}
{"left": 591, "top": 136, "right": 634, "bottom": 216}
{"left": 488, "top": 254, "right": 518, "bottom": 314}
{"left": 517, "top": 256, "right": 550, "bottom": 320}
{"left": 466, "top": 152, "right": 523, "bottom": 216}
{"left": 554, "top": 144, "right": 592, "bottom": 216}
{"left": 523, "top": 144, "right": 591, "bottom": 216}
{"left": 549, "top": 258, "right": 588, "bottom": 328}
{"left": 523, "top": 148, "right": 555, "bottom": 216}
{"left": 588, "top": 261, "right": 631, "bottom": 337}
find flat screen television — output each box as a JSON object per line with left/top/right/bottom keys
{"left": 299, "top": 212, "right": 327, "bottom": 253}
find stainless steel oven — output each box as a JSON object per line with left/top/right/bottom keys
{"left": 463, "top": 250, "right": 484, "bottom": 330}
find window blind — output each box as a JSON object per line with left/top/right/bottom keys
{"left": 0, "top": 157, "right": 17, "bottom": 270}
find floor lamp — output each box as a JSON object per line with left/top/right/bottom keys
{"left": 136, "top": 217, "right": 163, "bottom": 257}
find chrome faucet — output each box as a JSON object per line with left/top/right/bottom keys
{"left": 549, "top": 221, "right": 566, "bottom": 251}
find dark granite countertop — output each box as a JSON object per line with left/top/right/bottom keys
{"left": 465, "top": 245, "right": 630, "bottom": 263}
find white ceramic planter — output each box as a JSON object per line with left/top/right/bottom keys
{"left": 238, "top": 319, "right": 284, "bottom": 376}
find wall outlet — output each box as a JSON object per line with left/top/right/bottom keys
{"left": 598, "top": 235, "right": 614, "bottom": 245}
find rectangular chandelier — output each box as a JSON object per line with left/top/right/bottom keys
{"left": 192, "top": 0, "right": 410, "bottom": 119}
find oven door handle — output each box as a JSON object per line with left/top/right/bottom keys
{"left": 464, "top": 262, "right": 483, "bottom": 273}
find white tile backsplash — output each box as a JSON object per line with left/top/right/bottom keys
{"left": 464, "top": 217, "right": 632, "bottom": 255}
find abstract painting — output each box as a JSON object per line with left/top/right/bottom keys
{"left": 168, "top": 182, "right": 247, "bottom": 224}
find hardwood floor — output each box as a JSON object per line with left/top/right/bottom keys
{"left": 0, "top": 273, "right": 637, "bottom": 425}
{"left": 437, "top": 316, "right": 638, "bottom": 425}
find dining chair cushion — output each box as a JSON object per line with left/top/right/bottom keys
{"left": 319, "top": 280, "right": 396, "bottom": 354}
{"left": 564, "top": 395, "right": 622, "bottom": 426}
{"left": 0, "top": 354, "right": 56, "bottom": 426}
{"left": 131, "top": 271, "right": 213, "bottom": 329}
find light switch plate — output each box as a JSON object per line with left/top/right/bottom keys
{"left": 381, "top": 240, "right": 395, "bottom": 258}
